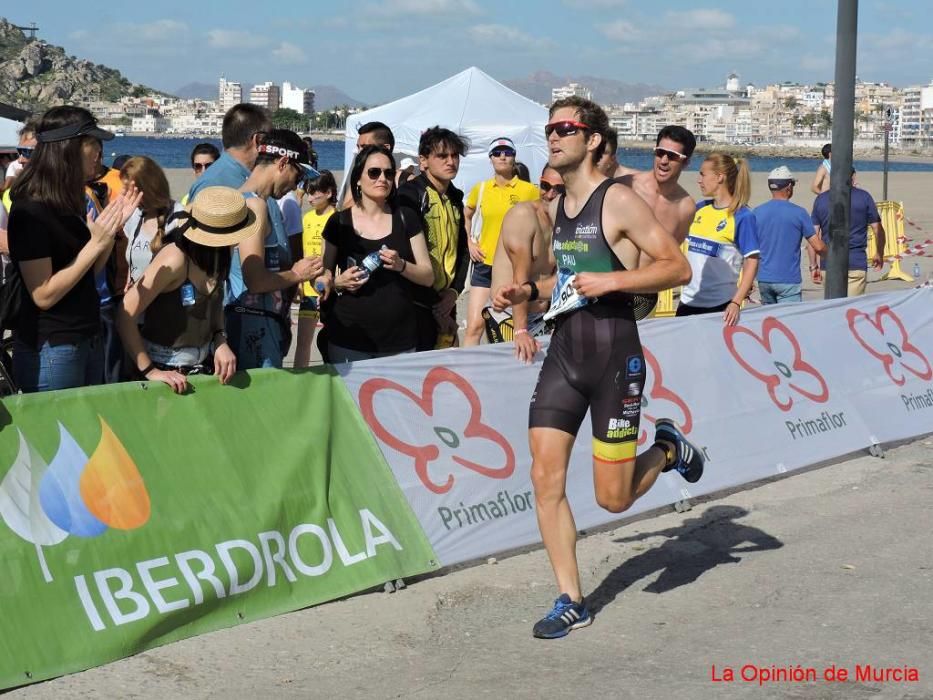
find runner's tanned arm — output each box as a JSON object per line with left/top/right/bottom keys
{"left": 573, "top": 184, "right": 690, "bottom": 299}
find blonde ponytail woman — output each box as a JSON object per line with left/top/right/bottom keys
{"left": 677, "top": 153, "right": 759, "bottom": 326}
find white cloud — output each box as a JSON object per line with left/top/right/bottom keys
{"left": 367, "top": 0, "right": 481, "bottom": 17}
{"left": 468, "top": 24, "right": 555, "bottom": 50}
{"left": 272, "top": 41, "right": 308, "bottom": 64}
{"left": 207, "top": 29, "right": 269, "bottom": 50}
{"left": 667, "top": 8, "right": 735, "bottom": 31}
{"left": 563, "top": 0, "right": 626, "bottom": 7}
{"left": 600, "top": 20, "right": 641, "bottom": 43}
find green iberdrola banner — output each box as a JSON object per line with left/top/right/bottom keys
{"left": 0, "top": 369, "right": 438, "bottom": 689}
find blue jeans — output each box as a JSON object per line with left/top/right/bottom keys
{"left": 225, "top": 310, "right": 287, "bottom": 370}
{"left": 12, "top": 335, "right": 104, "bottom": 393}
{"left": 759, "top": 282, "right": 802, "bottom": 305}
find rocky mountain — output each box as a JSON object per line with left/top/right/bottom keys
{"left": 310, "top": 85, "right": 365, "bottom": 111}
{"left": 0, "top": 17, "right": 157, "bottom": 112}
{"left": 505, "top": 70, "right": 667, "bottom": 105}
{"left": 174, "top": 82, "right": 217, "bottom": 100}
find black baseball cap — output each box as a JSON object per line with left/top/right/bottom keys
{"left": 36, "top": 117, "right": 114, "bottom": 144}
{"left": 257, "top": 131, "right": 320, "bottom": 180}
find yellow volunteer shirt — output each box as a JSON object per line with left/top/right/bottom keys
{"left": 301, "top": 207, "right": 334, "bottom": 297}
{"left": 467, "top": 176, "right": 539, "bottom": 265}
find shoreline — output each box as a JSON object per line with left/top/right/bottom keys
{"left": 120, "top": 131, "right": 346, "bottom": 141}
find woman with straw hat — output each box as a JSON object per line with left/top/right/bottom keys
{"left": 116, "top": 186, "right": 264, "bottom": 393}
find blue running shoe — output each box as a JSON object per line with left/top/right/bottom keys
{"left": 532, "top": 594, "right": 593, "bottom": 639}
{"left": 655, "top": 418, "right": 705, "bottom": 483}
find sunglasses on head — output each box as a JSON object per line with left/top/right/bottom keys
{"left": 539, "top": 181, "right": 565, "bottom": 195}
{"left": 544, "top": 120, "right": 590, "bottom": 138}
{"left": 654, "top": 147, "right": 688, "bottom": 162}
{"left": 490, "top": 148, "right": 515, "bottom": 158}
{"left": 192, "top": 161, "right": 213, "bottom": 172}
{"left": 16, "top": 147, "right": 33, "bottom": 158}
{"left": 366, "top": 167, "right": 395, "bottom": 181}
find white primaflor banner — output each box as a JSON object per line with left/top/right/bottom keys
{"left": 338, "top": 289, "right": 933, "bottom": 566}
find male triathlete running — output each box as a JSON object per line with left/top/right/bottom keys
{"left": 493, "top": 96, "right": 705, "bottom": 639}
{"left": 613, "top": 126, "right": 697, "bottom": 318}
{"left": 486, "top": 166, "right": 564, "bottom": 358}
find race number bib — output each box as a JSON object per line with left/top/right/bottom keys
{"left": 544, "top": 268, "right": 593, "bottom": 322}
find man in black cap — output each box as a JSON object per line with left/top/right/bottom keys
{"left": 228, "top": 129, "right": 323, "bottom": 369}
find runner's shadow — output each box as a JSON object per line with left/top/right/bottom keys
{"left": 588, "top": 505, "right": 783, "bottom": 615}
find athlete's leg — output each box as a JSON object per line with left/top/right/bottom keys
{"left": 463, "top": 285, "right": 490, "bottom": 346}
{"left": 530, "top": 426, "right": 581, "bottom": 601}
{"left": 592, "top": 446, "right": 669, "bottom": 513}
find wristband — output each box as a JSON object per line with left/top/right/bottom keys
{"left": 523, "top": 280, "right": 539, "bottom": 301}
{"left": 139, "top": 362, "right": 156, "bottom": 377}
{"left": 728, "top": 301, "right": 740, "bottom": 308}
{"left": 514, "top": 328, "right": 528, "bottom": 336}
{"left": 400, "top": 259, "right": 407, "bottom": 273}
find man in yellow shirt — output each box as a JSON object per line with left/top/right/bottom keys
{"left": 463, "top": 137, "right": 539, "bottom": 346}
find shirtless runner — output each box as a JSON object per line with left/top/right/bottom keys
{"left": 487, "top": 166, "right": 564, "bottom": 362}
{"left": 613, "top": 126, "right": 697, "bottom": 318}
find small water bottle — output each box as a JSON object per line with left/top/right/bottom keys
{"left": 180, "top": 281, "right": 196, "bottom": 307}
{"left": 315, "top": 279, "right": 326, "bottom": 294}
{"left": 912, "top": 262, "right": 921, "bottom": 279}
{"left": 359, "top": 245, "right": 388, "bottom": 281}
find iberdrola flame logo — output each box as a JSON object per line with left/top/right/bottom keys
{"left": 0, "top": 417, "right": 150, "bottom": 582}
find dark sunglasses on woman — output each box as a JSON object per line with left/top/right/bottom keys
{"left": 366, "top": 167, "right": 396, "bottom": 180}
{"left": 539, "top": 181, "right": 565, "bottom": 195}
{"left": 16, "top": 147, "right": 33, "bottom": 159}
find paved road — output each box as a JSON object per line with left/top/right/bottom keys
{"left": 10, "top": 438, "right": 932, "bottom": 699}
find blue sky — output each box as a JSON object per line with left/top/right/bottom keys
{"left": 10, "top": 0, "right": 933, "bottom": 103}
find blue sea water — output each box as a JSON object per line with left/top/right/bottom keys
{"left": 106, "top": 136, "right": 933, "bottom": 173}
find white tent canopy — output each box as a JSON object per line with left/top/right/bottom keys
{"left": 0, "top": 116, "right": 23, "bottom": 149}
{"left": 342, "top": 67, "right": 548, "bottom": 196}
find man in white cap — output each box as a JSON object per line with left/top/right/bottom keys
{"left": 462, "top": 136, "right": 539, "bottom": 346}
{"left": 753, "top": 166, "right": 826, "bottom": 304}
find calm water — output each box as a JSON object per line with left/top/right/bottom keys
{"left": 106, "top": 136, "right": 933, "bottom": 173}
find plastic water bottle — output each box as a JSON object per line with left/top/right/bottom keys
{"left": 359, "top": 245, "right": 388, "bottom": 282}
{"left": 912, "top": 262, "right": 921, "bottom": 279}
{"left": 314, "top": 279, "right": 326, "bottom": 294}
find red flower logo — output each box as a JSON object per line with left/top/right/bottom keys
{"left": 358, "top": 367, "right": 515, "bottom": 494}
{"left": 846, "top": 305, "right": 933, "bottom": 386}
{"left": 724, "top": 317, "right": 829, "bottom": 412}
{"left": 638, "top": 348, "right": 693, "bottom": 446}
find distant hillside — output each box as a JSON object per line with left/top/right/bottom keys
{"left": 505, "top": 70, "right": 667, "bottom": 106}
{"left": 0, "top": 17, "right": 161, "bottom": 112}
{"left": 175, "top": 81, "right": 216, "bottom": 100}
{"left": 311, "top": 85, "right": 365, "bottom": 111}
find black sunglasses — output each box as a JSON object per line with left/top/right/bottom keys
{"left": 490, "top": 148, "right": 515, "bottom": 158}
{"left": 539, "top": 181, "right": 565, "bottom": 195}
{"left": 192, "top": 161, "right": 214, "bottom": 172}
{"left": 653, "top": 147, "right": 688, "bottom": 162}
{"left": 544, "top": 120, "right": 590, "bottom": 138}
{"left": 16, "top": 147, "right": 33, "bottom": 158}
{"left": 366, "top": 167, "right": 395, "bottom": 181}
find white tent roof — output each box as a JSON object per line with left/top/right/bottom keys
{"left": 342, "top": 67, "right": 548, "bottom": 196}
{"left": 0, "top": 116, "right": 23, "bottom": 149}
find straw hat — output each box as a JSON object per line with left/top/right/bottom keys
{"left": 179, "top": 187, "right": 263, "bottom": 247}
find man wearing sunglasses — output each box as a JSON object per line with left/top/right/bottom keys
{"left": 613, "top": 126, "right": 697, "bottom": 318}
{"left": 493, "top": 96, "right": 702, "bottom": 640}
{"left": 230, "top": 129, "right": 323, "bottom": 370}
{"left": 463, "top": 137, "right": 540, "bottom": 347}
{"left": 486, "top": 166, "right": 564, "bottom": 356}
{"left": 2, "top": 123, "right": 37, "bottom": 192}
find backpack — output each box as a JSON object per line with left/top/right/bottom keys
{"left": 0, "top": 262, "right": 24, "bottom": 333}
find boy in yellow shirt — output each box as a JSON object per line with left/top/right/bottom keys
{"left": 294, "top": 171, "right": 337, "bottom": 367}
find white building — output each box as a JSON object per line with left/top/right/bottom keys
{"left": 900, "top": 82, "right": 933, "bottom": 147}
{"left": 250, "top": 82, "right": 281, "bottom": 111}
{"left": 131, "top": 115, "right": 168, "bottom": 133}
{"left": 551, "top": 83, "right": 591, "bottom": 103}
{"left": 218, "top": 77, "right": 242, "bottom": 113}
{"left": 282, "top": 81, "right": 315, "bottom": 116}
